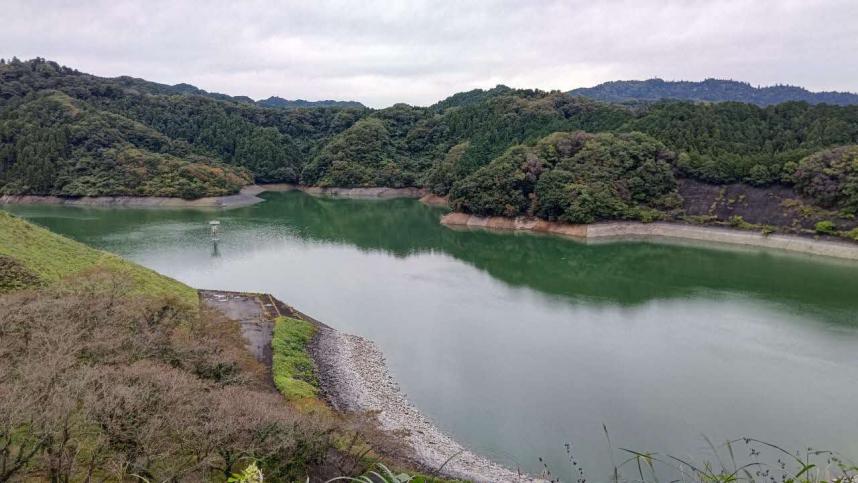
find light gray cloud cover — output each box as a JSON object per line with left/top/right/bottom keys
{"left": 2, "top": 0, "right": 857, "bottom": 107}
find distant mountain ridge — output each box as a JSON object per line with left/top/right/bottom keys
{"left": 569, "top": 78, "right": 858, "bottom": 106}
{"left": 113, "top": 75, "right": 365, "bottom": 109}
{"left": 257, "top": 96, "right": 366, "bottom": 109}
{"left": 154, "top": 82, "right": 366, "bottom": 109}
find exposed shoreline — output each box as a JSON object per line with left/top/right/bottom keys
{"left": 0, "top": 184, "right": 428, "bottom": 209}
{"left": 310, "top": 324, "right": 543, "bottom": 483}
{"left": 198, "top": 287, "right": 538, "bottom": 481}
{"left": 441, "top": 212, "right": 858, "bottom": 261}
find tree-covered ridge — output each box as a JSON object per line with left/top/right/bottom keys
{"left": 257, "top": 96, "right": 366, "bottom": 109}
{"left": 449, "top": 131, "right": 681, "bottom": 222}
{"left": 569, "top": 78, "right": 858, "bottom": 107}
{"left": 0, "top": 90, "right": 252, "bottom": 198}
{"left": 3, "top": 57, "right": 858, "bottom": 229}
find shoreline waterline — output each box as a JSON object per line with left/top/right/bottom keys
{"left": 440, "top": 212, "right": 858, "bottom": 261}
{"left": 0, "top": 184, "right": 429, "bottom": 209}
{"left": 310, "top": 323, "right": 544, "bottom": 483}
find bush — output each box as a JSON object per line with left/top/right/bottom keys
{"left": 728, "top": 215, "right": 755, "bottom": 230}
{"left": 815, "top": 220, "right": 837, "bottom": 235}
{"left": 792, "top": 146, "right": 858, "bottom": 214}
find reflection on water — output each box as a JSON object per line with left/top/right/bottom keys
{"left": 4, "top": 191, "right": 858, "bottom": 478}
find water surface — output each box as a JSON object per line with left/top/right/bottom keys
{"left": 5, "top": 192, "right": 858, "bottom": 480}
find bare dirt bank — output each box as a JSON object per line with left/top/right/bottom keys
{"left": 441, "top": 213, "right": 858, "bottom": 261}
{"left": 418, "top": 193, "right": 450, "bottom": 207}
{"left": 0, "top": 184, "right": 428, "bottom": 209}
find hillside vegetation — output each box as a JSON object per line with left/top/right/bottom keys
{"left": 3, "top": 58, "right": 858, "bottom": 239}
{"left": 0, "top": 212, "right": 448, "bottom": 481}
{"left": 0, "top": 210, "right": 197, "bottom": 304}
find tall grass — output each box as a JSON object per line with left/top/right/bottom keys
{"left": 537, "top": 428, "right": 858, "bottom": 483}
{"left": 272, "top": 316, "right": 318, "bottom": 400}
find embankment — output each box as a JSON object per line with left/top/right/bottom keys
{"left": 202, "top": 288, "right": 540, "bottom": 482}
{"left": 441, "top": 213, "right": 858, "bottom": 261}
{"left": 0, "top": 184, "right": 429, "bottom": 209}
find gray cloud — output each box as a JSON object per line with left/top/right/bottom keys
{"left": 2, "top": 0, "right": 857, "bottom": 107}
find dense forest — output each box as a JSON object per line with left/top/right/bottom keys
{"left": 2, "top": 58, "right": 858, "bottom": 237}
{"left": 569, "top": 78, "right": 858, "bottom": 107}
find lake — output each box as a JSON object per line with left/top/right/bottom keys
{"left": 5, "top": 191, "right": 858, "bottom": 480}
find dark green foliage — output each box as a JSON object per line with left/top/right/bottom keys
{"left": 535, "top": 132, "right": 679, "bottom": 223}
{"left": 791, "top": 146, "right": 858, "bottom": 214}
{"left": 449, "top": 131, "right": 680, "bottom": 223}
{"left": 449, "top": 146, "right": 538, "bottom": 217}
{"left": 0, "top": 58, "right": 361, "bottom": 189}
{"left": 623, "top": 101, "right": 858, "bottom": 184}
{"left": 435, "top": 93, "right": 631, "bottom": 188}
{"left": 301, "top": 117, "right": 399, "bottom": 187}
{"left": 570, "top": 78, "right": 858, "bottom": 106}
{"left": 430, "top": 84, "right": 516, "bottom": 111}
{"left": 4, "top": 58, "right": 858, "bottom": 221}
{"left": 0, "top": 91, "right": 252, "bottom": 197}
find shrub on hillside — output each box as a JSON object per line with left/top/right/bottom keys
{"left": 0, "top": 271, "right": 334, "bottom": 481}
{"left": 815, "top": 220, "right": 837, "bottom": 235}
{"left": 792, "top": 146, "right": 858, "bottom": 214}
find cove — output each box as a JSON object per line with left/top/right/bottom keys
{"left": 4, "top": 191, "right": 858, "bottom": 480}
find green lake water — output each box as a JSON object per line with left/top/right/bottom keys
{"left": 4, "top": 191, "right": 858, "bottom": 479}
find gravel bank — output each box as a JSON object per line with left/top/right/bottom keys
{"left": 441, "top": 213, "right": 858, "bottom": 261}
{"left": 311, "top": 324, "right": 544, "bottom": 483}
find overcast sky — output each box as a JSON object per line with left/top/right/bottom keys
{"left": 3, "top": 0, "right": 857, "bottom": 107}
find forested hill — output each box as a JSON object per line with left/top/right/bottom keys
{"left": 569, "top": 79, "right": 858, "bottom": 106}
{"left": 2, "top": 58, "right": 858, "bottom": 240}
{"left": 257, "top": 97, "right": 366, "bottom": 109}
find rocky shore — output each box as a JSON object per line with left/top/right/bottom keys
{"left": 441, "top": 212, "right": 858, "bottom": 261}
{"left": 310, "top": 324, "right": 544, "bottom": 483}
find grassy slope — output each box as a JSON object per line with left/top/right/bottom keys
{"left": 272, "top": 316, "right": 319, "bottom": 400}
{"left": 0, "top": 210, "right": 197, "bottom": 306}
